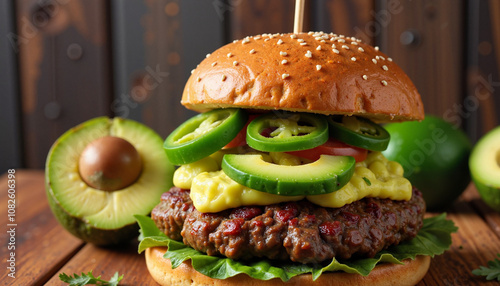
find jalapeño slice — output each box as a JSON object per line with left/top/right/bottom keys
{"left": 222, "top": 154, "right": 355, "bottom": 196}
{"left": 246, "top": 112, "right": 328, "bottom": 152}
{"left": 327, "top": 116, "right": 390, "bottom": 151}
{"left": 164, "top": 109, "right": 247, "bottom": 165}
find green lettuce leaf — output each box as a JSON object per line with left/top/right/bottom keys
{"left": 135, "top": 213, "right": 456, "bottom": 282}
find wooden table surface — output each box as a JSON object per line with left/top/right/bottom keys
{"left": 1, "top": 170, "right": 500, "bottom": 285}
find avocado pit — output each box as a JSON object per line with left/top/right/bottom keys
{"left": 79, "top": 136, "right": 143, "bottom": 191}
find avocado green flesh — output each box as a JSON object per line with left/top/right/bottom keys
{"left": 222, "top": 154, "right": 355, "bottom": 196}
{"left": 470, "top": 126, "right": 500, "bottom": 211}
{"left": 45, "top": 117, "right": 173, "bottom": 244}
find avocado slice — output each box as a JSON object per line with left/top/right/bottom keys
{"left": 222, "top": 154, "right": 355, "bottom": 196}
{"left": 45, "top": 117, "right": 173, "bottom": 245}
{"left": 470, "top": 126, "right": 500, "bottom": 211}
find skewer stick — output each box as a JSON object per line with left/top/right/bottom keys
{"left": 293, "top": 0, "right": 305, "bottom": 34}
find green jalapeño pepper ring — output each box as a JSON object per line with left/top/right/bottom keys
{"left": 246, "top": 112, "right": 329, "bottom": 152}
{"left": 222, "top": 154, "right": 355, "bottom": 196}
{"left": 327, "top": 116, "right": 390, "bottom": 151}
{"left": 164, "top": 109, "right": 248, "bottom": 165}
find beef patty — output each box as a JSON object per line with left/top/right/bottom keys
{"left": 152, "top": 187, "right": 425, "bottom": 264}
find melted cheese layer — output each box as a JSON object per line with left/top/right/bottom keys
{"left": 173, "top": 151, "right": 411, "bottom": 213}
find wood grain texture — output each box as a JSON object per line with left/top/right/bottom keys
{"left": 0, "top": 171, "right": 84, "bottom": 286}
{"left": 16, "top": 0, "right": 112, "bottom": 169}
{"left": 379, "top": 0, "right": 465, "bottom": 121}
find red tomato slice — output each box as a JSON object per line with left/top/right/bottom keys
{"left": 224, "top": 114, "right": 259, "bottom": 149}
{"left": 287, "top": 138, "right": 368, "bottom": 162}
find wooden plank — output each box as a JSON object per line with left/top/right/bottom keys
{"left": 229, "top": 0, "right": 309, "bottom": 40}
{"left": 0, "top": 171, "right": 84, "bottom": 285}
{"left": 44, "top": 241, "right": 155, "bottom": 285}
{"left": 379, "top": 0, "right": 465, "bottom": 122}
{"left": 462, "top": 183, "right": 500, "bottom": 239}
{"left": 420, "top": 202, "right": 500, "bottom": 285}
{"left": 465, "top": 0, "right": 500, "bottom": 142}
{"left": 312, "top": 0, "right": 375, "bottom": 44}
{"left": 16, "top": 0, "right": 113, "bottom": 169}
{"left": 0, "top": 0, "right": 23, "bottom": 173}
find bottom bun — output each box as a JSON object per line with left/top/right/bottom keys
{"left": 145, "top": 246, "right": 431, "bottom": 286}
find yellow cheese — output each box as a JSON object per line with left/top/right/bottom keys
{"left": 173, "top": 151, "right": 412, "bottom": 213}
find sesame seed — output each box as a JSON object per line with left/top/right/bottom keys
{"left": 374, "top": 46, "right": 380, "bottom": 51}
{"left": 358, "top": 47, "right": 364, "bottom": 52}
{"left": 227, "top": 53, "right": 233, "bottom": 58}
{"left": 316, "top": 65, "right": 322, "bottom": 71}
{"left": 380, "top": 56, "right": 386, "bottom": 60}
{"left": 222, "top": 75, "right": 227, "bottom": 81}
{"left": 280, "top": 51, "right": 287, "bottom": 56}
{"left": 264, "top": 38, "right": 270, "bottom": 42}
{"left": 381, "top": 80, "right": 388, "bottom": 86}
{"left": 277, "top": 39, "right": 284, "bottom": 45}
{"left": 375, "top": 56, "right": 380, "bottom": 60}
{"left": 332, "top": 44, "right": 336, "bottom": 49}
{"left": 212, "top": 62, "right": 217, "bottom": 67}
{"left": 281, "top": 59, "right": 288, "bottom": 65}
{"left": 351, "top": 57, "right": 356, "bottom": 61}
{"left": 282, "top": 73, "right": 290, "bottom": 79}
{"left": 350, "top": 37, "right": 357, "bottom": 41}
{"left": 290, "top": 34, "right": 297, "bottom": 39}
{"left": 206, "top": 53, "right": 211, "bottom": 58}
{"left": 242, "top": 38, "right": 250, "bottom": 44}
{"left": 233, "top": 40, "right": 238, "bottom": 43}
{"left": 338, "top": 39, "right": 346, "bottom": 43}
{"left": 297, "top": 39, "right": 305, "bottom": 43}
{"left": 308, "top": 31, "right": 314, "bottom": 35}
{"left": 305, "top": 50, "right": 313, "bottom": 58}
{"left": 233, "top": 61, "right": 239, "bottom": 66}
{"left": 388, "top": 57, "right": 393, "bottom": 62}
{"left": 316, "top": 45, "right": 322, "bottom": 51}
{"left": 315, "top": 37, "right": 322, "bottom": 41}
{"left": 191, "top": 69, "right": 195, "bottom": 74}
{"left": 320, "top": 40, "right": 326, "bottom": 43}
{"left": 332, "top": 48, "right": 340, "bottom": 54}
{"left": 339, "top": 34, "right": 345, "bottom": 38}
{"left": 254, "top": 36, "right": 261, "bottom": 40}
{"left": 197, "top": 77, "right": 201, "bottom": 82}
{"left": 351, "top": 42, "right": 358, "bottom": 45}
{"left": 382, "top": 65, "right": 388, "bottom": 71}
{"left": 372, "top": 59, "right": 377, "bottom": 64}
{"left": 356, "top": 39, "right": 362, "bottom": 42}
{"left": 300, "top": 42, "right": 308, "bottom": 46}
{"left": 330, "top": 37, "right": 335, "bottom": 41}
{"left": 362, "top": 75, "right": 368, "bottom": 80}
{"left": 322, "top": 34, "right": 329, "bottom": 39}
{"left": 249, "top": 49, "right": 256, "bottom": 54}
{"left": 342, "top": 45, "right": 349, "bottom": 50}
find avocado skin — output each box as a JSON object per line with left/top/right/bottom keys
{"left": 46, "top": 182, "right": 139, "bottom": 245}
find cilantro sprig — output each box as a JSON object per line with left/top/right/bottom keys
{"left": 472, "top": 254, "right": 500, "bottom": 281}
{"left": 59, "top": 270, "right": 123, "bottom": 286}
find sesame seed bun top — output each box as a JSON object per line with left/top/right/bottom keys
{"left": 181, "top": 32, "right": 424, "bottom": 122}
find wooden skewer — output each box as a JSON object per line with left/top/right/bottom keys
{"left": 294, "top": 0, "right": 305, "bottom": 34}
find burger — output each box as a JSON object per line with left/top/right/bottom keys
{"left": 136, "top": 31, "right": 455, "bottom": 285}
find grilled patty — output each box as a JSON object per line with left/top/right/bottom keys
{"left": 152, "top": 187, "right": 425, "bottom": 264}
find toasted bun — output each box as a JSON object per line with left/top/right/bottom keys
{"left": 182, "top": 32, "right": 424, "bottom": 122}
{"left": 146, "top": 246, "right": 430, "bottom": 286}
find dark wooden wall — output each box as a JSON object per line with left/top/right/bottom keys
{"left": 1, "top": 0, "right": 499, "bottom": 172}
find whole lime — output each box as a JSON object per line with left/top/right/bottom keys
{"left": 382, "top": 115, "right": 472, "bottom": 211}
{"left": 470, "top": 126, "right": 500, "bottom": 211}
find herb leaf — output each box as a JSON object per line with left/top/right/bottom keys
{"left": 135, "top": 212, "right": 456, "bottom": 282}
{"left": 59, "top": 270, "right": 123, "bottom": 286}
{"left": 472, "top": 254, "right": 500, "bottom": 281}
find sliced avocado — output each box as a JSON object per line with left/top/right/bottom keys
{"left": 221, "top": 154, "right": 355, "bottom": 196}
{"left": 470, "top": 126, "right": 500, "bottom": 211}
{"left": 45, "top": 117, "right": 174, "bottom": 245}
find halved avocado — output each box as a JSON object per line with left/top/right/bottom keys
{"left": 45, "top": 117, "right": 174, "bottom": 245}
